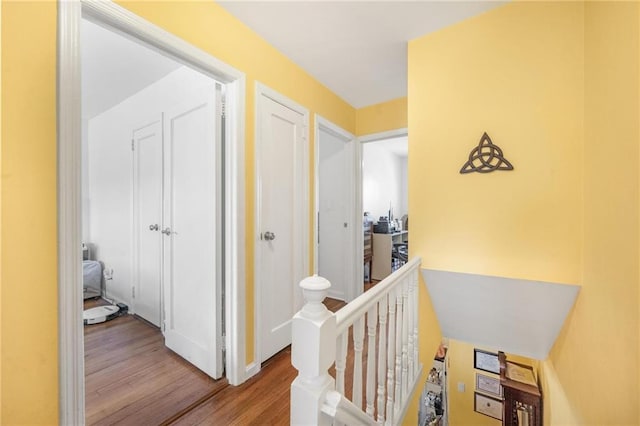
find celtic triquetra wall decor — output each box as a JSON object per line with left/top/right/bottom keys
{"left": 460, "top": 132, "right": 514, "bottom": 174}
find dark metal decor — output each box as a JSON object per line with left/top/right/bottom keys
{"left": 460, "top": 132, "right": 514, "bottom": 174}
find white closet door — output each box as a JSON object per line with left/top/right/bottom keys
{"left": 256, "top": 91, "right": 307, "bottom": 362}
{"left": 162, "top": 86, "right": 223, "bottom": 379}
{"left": 133, "top": 119, "right": 163, "bottom": 327}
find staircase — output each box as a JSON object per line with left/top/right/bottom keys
{"left": 291, "top": 257, "right": 423, "bottom": 425}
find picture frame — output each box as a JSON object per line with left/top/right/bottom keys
{"left": 474, "top": 349, "right": 500, "bottom": 374}
{"left": 476, "top": 373, "right": 503, "bottom": 398}
{"left": 474, "top": 392, "right": 503, "bottom": 420}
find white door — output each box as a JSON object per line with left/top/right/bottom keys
{"left": 133, "top": 119, "right": 163, "bottom": 326}
{"left": 162, "top": 86, "right": 223, "bottom": 379}
{"left": 318, "top": 126, "right": 351, "bottom": 301}
{"left": 257, "top": 89, "right": 308, "bottom": 362}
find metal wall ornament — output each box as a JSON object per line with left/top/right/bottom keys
{"left": 460, "top": 132, "right": 514, "bottom": 174}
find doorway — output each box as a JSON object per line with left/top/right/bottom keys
{"left": 314, "top": 116, "right": 359, "bottom": 302}
{"left": 59, "top": 2, "right": 246, "bottom": 423}
{"left": 254, "top": 83, "right": 309, "bottom": 365}
{"left": 360, "top": 130, "right": 408, "bottom": 282}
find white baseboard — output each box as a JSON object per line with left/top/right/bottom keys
{"left": 245, "top": 361, "right": 260, "bottom": 380}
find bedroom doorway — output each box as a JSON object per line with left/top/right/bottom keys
{"left": 59, "top": 2, "right": 246, "bottom": 424}
{"left": 80, "top": 15, "right": 224, "bottom": 422}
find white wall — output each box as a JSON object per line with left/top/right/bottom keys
{"left": 362, "top": 141, "right": 408, "bottom": 222}
{"left": 85, "top": 66, "right": 214, "bottom": 306}
{"left": 81, "top": 119, "right": 90, "bottom": 242}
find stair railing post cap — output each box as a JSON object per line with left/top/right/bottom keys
{"left": 300, "top": 274, "right": 331, "bottom": 291}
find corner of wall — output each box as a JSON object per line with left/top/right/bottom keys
{"left": 355, "top": 97, "right": 407, "bottom": 137}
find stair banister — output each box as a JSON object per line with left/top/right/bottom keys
{"left": 290, "top": 275, "right": 336, "bottom": 426}
{"left": 291, "top": 257, "right": 423, "bottom": 425}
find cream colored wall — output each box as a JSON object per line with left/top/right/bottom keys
{"left": 409, "top": 1, "right": 640, "bottom": 425}
{"left": 1, "top": 2, "right": 59, "bottom": 423}
{"left": 0, "top": 1, "right": 356, "bottom": 422}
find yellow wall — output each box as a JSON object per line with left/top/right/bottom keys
{"left": 355, "top": 97, "right": 407, "bottom": 136}
{"left": 549, "top": 2, "right": 639, "bottom": 424}
{"left": 447, "top": 340, "right": 500, "bottom": 426}
{"left": 1, "top": 1, "right": 59, "bottom": 423}
{"left": 0, "top": 1, "right": 356, "bottom": 422}
{"left": 446, "top": 340, "right": 539, "bottom": 426}
{"left": 409, "top": 1, "right": 640, "bottom": 425}
{"left": 408, "top": 1, "right": 583, "bottom": 284}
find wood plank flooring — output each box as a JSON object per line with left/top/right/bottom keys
{"left": 84, "top": 296, "right": 349, "bottom": 425}
{"left": 84, "top": 299, "right": 227, "bottom": 425}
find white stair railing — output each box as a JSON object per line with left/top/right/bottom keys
{"left": 291, "top": 257, "right": 423, "bottom": 426}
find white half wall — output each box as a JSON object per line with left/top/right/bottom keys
{"left": 86, "top": 66, "right": 214, "bottom": 306}
{"left": 362, "top": 142, "right": 407, "bottom": 221}
{"left": 421, "top": 269, "right": 580, "bottom": 360}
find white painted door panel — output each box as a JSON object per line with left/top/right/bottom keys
{"left": 133, "top": 120, "right": 163, "bottom": 326}
{"left": 258, "top": 93, "right": 306, "bottom": 362}
{"left": 318, "top": 128, "right": 349, "bottom": 300}
{"left": 163, "top": 87, "right": 223, "bottom": 379}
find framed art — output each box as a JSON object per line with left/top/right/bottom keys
{"left": 474, "top": 349, "right": 500, "bottom": 374}
{"left": 474, "top": 392, "right": 503, "bottom": 420}
{"left": 476, "top": 373, "right": 503, "bottom": 398}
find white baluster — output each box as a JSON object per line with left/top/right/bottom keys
{"left": 413, "top": 269, "right": 420, "bottom": 378}
{"left": 385, "top": 291, "right": 396, "bottom": 425}
{"left": 353, "top": 317, "right": 365, "bottom": 409}
{"left": 407, "top": 276, "right": 415, "bottom": 386}
{"left": 394, "top": 289, "right": 403, "bottom": 417}
{"left": 401, "top": 278, "right": 409, "bottom": 402}
{"left": 291, "top": 275, "right": 336, "bottom": 426}
{"left": 336, "top": 332, "right": 348, "bottom": 395}
{"left": 365, "top": 304, "right": 377, "bottom": 418}
{"left": 376, "top": 297, "right": 387, "bottom": 424}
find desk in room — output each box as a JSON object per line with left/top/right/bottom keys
{"left": 371, "top": 231, "right": 408, "bottom": 280}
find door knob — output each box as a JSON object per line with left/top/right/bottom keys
{"left": 161, "top": 227, "right": 174, "bottom": 236}
{"left": 149, "top": 224, "right": 159, "bottom": 231}
{"left": 263, "top": 231, "right": 276, "bottom": 241}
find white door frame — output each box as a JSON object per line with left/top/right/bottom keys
{"left": 358, "top": 127, "right": 408, "bottom": 282}
{"left": 253, "top": 82, "right": 309, "bottom": 372}
{"left": 58, "top": 1, "right": 246, "bottom": 424}
{"left": 313, "top": 115, "right": 360, "bottom": 302}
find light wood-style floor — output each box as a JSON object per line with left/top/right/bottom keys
{"left": 84, "top": 296, "right": 349, "bottom": 425}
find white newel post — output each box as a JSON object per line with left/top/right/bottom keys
{"left": 291, "top": 275, "right": 336, "bottom": 426}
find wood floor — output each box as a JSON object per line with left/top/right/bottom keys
{"left": 84, "top": 296, "right": 349, "bottom": 425}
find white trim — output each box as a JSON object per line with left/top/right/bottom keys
{"left": 245, "top": 361, "right": 261, "bottom": 379}
{"left": 58, "top": 2, "right": 84, "bottom": 424}
{"left": 313, "top": 115, "right": 361, "bottom": 302}
{"left": 358, "top": 127, "right": 408, "bottom": 144}
{"left": 59, "top": 2, "right": 247, "bottom": 423}
{"left": 254, "top": 82, "right": 310, "bottom": 369}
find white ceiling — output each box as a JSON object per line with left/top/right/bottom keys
{"left": 81, "top": 19, "right": 182, "bottom": 119}
{"left": 218, "top": 1, "right": 505, "bottom": 108}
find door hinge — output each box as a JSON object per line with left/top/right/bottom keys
{"left": 221, "top": 334, "right": 226, "bottom": 351}
{"left": 131, "top": 139, "right": 135, "bottom": 151}
{"left": 221, "top": 98, "right": 226, "bottom": 119}
{"left": 132, "top": 286, "right": 135, "bottom": 298}
{"left": 162, "top": 321, "right": 166, "bottom": 333}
